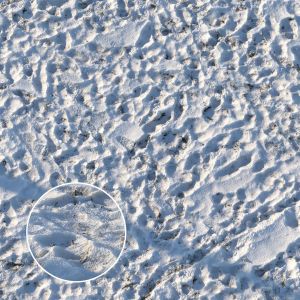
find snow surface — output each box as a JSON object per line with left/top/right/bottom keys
{"left": 1, "top": 0, "right": 300, "bottom": 299}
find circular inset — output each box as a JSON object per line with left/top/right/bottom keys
{"left": 26, "top": 182, "right": 126, "bottom": 282}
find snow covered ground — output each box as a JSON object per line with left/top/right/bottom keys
{"left": 1, "top": 0, "right": 300, "bottom": 299}
{"left": 27, "top": 183, "right": 126, "bottom": 282}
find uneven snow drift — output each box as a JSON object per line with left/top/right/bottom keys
{"left": 1, "top": 0, "right": 300, "bottom": 299}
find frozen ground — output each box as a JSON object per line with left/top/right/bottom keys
{"left": 0, "top": 0, "right": 300, "bottom": 299}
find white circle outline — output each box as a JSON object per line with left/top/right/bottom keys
{"left": 26, "top": 182, "right": 127, "bottom": 283}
